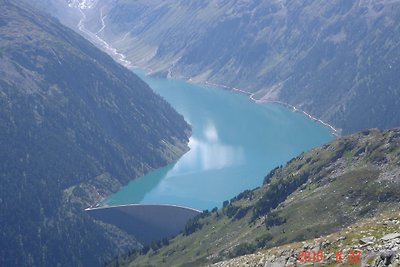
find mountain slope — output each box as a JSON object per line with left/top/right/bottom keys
{"left": 116, "top": 128, "right": 400, "bottom": 266}
{"left": 50, "top": 0, "right": 400, "bottom": 134}
{"left": 210, "top": 211, "right": 400, "bottom": 266}
{"left": 0, "top": 1, "right": 190, "bottom": 266}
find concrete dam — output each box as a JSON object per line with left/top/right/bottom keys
{"left": 85, "top": 204, "right": 201, "bottom": 244}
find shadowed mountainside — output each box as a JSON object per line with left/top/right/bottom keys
{"left": 86, "top": 204, "right": 201, "bottom": 244}
{"left": 0, "top": 1, "right": 190, "bottom": 266}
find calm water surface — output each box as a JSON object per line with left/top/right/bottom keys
{"left": 104, "top": 71, "right": 333, "bottom": 210}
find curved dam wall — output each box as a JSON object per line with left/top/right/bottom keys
{"left": 85, "top": 204, "right": 201, "bottom": 244}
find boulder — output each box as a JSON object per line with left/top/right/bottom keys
{"left": 360, "top": 237, "right": 376, "bottom": 245}
{"left": 381, "top": 233, "right": 400, "bottom": 241}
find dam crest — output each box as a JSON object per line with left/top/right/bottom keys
{"left": 85, "top": 203, "right": 201, "bottom": 244}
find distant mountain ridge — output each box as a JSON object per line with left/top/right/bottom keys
{"left": 0, "top": 1, "right": 189, "bottom": 266}
{"left": 39, "top": 0, "right": 400, "bottom": 134}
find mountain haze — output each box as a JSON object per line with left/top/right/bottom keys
{"left": 44, "top": 0, "right": 400, "bottom": 134}
{"left": 0, "top": 1, "right": 189, "bottom": 266}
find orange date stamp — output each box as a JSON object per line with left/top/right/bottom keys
{"left": 297, "top": 250, "right": 361, "bottom": 263}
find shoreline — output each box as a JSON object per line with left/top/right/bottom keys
{"left": 201, "top": 80, "right": 340, "bottom": 137}
{"left": 130, "top": 67, "right": 340, "bottom": 137}
{"left": 71, "top": 2, "right": 339, "bottom": 138}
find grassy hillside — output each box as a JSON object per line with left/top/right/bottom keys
{"left": 0, "top": 1, "right": 190, "bottom": 266}
{"left": 113, "top": 128, "right": 400, "bottom": 266}
{"left": 210, "top": 211, "right": 400, "bottom": 266}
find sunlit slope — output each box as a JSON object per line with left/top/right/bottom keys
{"left": 114, "top": 128, "right": 400, "bottom": 266}
{"left": 210, "top": 211, "right": 400, "bottom": 266}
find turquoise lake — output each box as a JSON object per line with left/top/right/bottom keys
{"left": 104, "top": 71, "right": 334, "bottom": 210}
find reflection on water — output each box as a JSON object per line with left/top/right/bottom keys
{"left": 204, "top": 121, "right": 218, "bottom": 141}
{"left": 178, "top": 121, "right": 245, "bottom": 172}
{"left": 104, "top": 71, "right": 333, "bottom": 210}
{"left": 183, "top": 137, "right": 245, "bottom": 171}
{"left": 105, "top": 120, "right": 245, "bottom": 208}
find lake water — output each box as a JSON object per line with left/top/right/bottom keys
{"left": 104, "top": 71, "right": 333, "bottom": 210}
